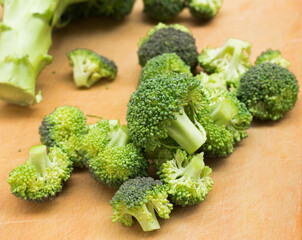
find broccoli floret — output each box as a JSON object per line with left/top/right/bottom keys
{"left": 199, "top": 38, "right": 252, "bottom": 90}
{"left": 186, "top": 0, "right": 223, "bottom": 20}
{"left": 39, "top": 106, "right": 87, "bottom": 168}
{"left": 110, "top": 177, "right": 173, "bottom": 231}
{"left": 139, "top": 53, "right": 192, "bottom": 85}
{"left": 138, "top": 23, "right": 199, "bottom": 70}
{"left": 83, "top": 120, "right": 149, "bottom": 188}
{"left": 196, "top": 72, "right": 228, "bottom": 90}
{"left": 255, "top": 49, "right": 290, "bottom": 68}
{"left": 158, "top": 150, "right": 214, "bottom": 206}
{"left": 127, "top": 73, "right": 207, "bottom": 154}
{"left": 67, "top": 48, "right": 117, "bottom": 88}
{"left": 237, "top": 63, "right": 299, "bottom": 121}
{"left": 7, "top": 145, "right": 72, "bottom": 201}
{"left": 143, "top": 0, "right": 184, "bottom": 21}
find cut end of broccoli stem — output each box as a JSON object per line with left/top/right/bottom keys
{"left": 135, "top": 203, "right": 161, "bottom": 231}
{"left": 29, "top": 145, "right": 51, "bottom": 178}
{"left": 182, "top": 152, "right": 205, "bottom": 180}
{"left": 210, "top": 98, "right": 238, "bottom": 126}
{"left": 108, "top": 125, "right": 131, "bottom": 147}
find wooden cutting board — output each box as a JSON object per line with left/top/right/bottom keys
{"left": 0, "top": 0, "right": 301, "bottom": 239}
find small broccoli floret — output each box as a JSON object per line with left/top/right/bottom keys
{"left": 199, "top": 38, "right": 252, "bottom": 90}
{"left": 67, "top": 48, "right": 117, "bottom": 88}
{"left": 7, "top": 145, "right": 72, "bottom": 201}
{"left": 138, "top": 23, "right": 199, "bottom": 70}
{"left": 186, "top": 0, "right": 223, "bottom": 20}
{"left": 237, "top": 63, "right": 299, "bottom": 121}
{"left": 39, "top": 106, "right": 87, "bottom": 168}
{"left": 110, "top": 177, "right": 173, "bottom": 231}
{"left": 255, "top": 49, "right": 290, "bottom": 68}
{"left": 158, "top": 150, "right": 214, "bottom": 206}
{"left": 143, "top": 0, "right": 184, "bottom": 21}
{"left": 127, "top": 73, "right": 207, "bottom": 154}
{"left": 196, "top": 72, "right": 228, "bottom": 90}
{"left": 139, "top": 53, "right": 192, "bottom": 85}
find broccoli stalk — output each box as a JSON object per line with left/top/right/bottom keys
{"left": 108, "top": 125, "right": 131, "bottom": 147}
{"left": 29, "top": 145, "right": 52, "bottom": 178}
{"left": 209, "top": 98, "right": 238, "bottom": 126}
{"left": 180, "top": 153, "right": 205, "bottom": 180}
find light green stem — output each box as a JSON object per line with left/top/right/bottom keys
{"left": 29, "top": 145, "right": 51, "bottom": 177}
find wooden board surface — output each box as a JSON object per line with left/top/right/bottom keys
{"left": 0, "top": 0, "right": 301, "bottom": 239}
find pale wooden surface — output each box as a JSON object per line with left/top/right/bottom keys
{"left": 0, "top": 1, "right": 301, "bottom": 239}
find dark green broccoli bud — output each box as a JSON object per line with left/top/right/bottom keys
{"left": 143, "top": 0, "right": 184, "bottom": 21}
{"left": 7, "top": 145, "right": 72, "bottom": 201}
{"left": 110, "top": 177, "right": 173, "bottom": 231}
{"left": 255, "top": 49, "right": 290, "bottom": 68}
{"left": 138, "top": 23, "right": 199, "bottom": 70}
{"left": 127, "top": 73, "right": 207, "bottom": 154}
{"left": 139, "top": 53, "right": 192, "bottom": 85}
{"left": 67, "top": 48, "right": 117, "bottom": 88}
{"left": 39, "top": 106, "right": 87, "bottom": 168}
{"left": 237, "top": 63, "right": 299, "bottom": 121}
{"left": 186, "top": 0, "right": 223, "bottom": 20}
{"left": 158, "top": 150, "right": 213, "bottom": 206}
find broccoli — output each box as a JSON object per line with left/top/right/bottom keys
{"left": 198, "top": 38, "right": 252, "bottom": 90}
{"left": 110, "top": 177, "right": 173, "bottom": 231}
{"left": 186, "top": 0, "right": 223, "bottom": 20}
{"left": 142, "top": 0, "right": 184, "bottom": 22}
{"left": 39, "top": 105, "right": 87, "bottom": 168}
{"left": 255, "top": 49, "right": 290, "bottom": 68}
{"left": 158, "top": 150, "right": 214, "bottom": 206}
{"left": 127, "top": 73, "right": 207, "bottom": 154}
{"left": 139, "top": 53, "right": 192, "bottom": 85}
{"left": 67, "top": 48, "right": 117, "bottom": 88}
{"left": 196, "top": 71, "right": 228, "bottom": 90}
{"left": 237, "top": 63, "right": 299, "bottom": 121}
{"left": 83, "top": 120, "right": 149, "bottom": 188}
{"left": 137, "top": 23, "right": 199, "bottom": 70}
{"left": 7, "top": 145, "right": 72, "bottom": 201}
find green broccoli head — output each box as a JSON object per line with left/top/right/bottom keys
{"left": 110, "top": 177, "right": 173, "bottom": 231}
{"left": 7, "top": 145, "right": 73, "bottom": 201}
{"left": 255, "top": 49, "right": 290, "bottom": 68}
{"left": 237, "top": 63, "right": 299, "bottom": 121}
{"left": 139, "top": 53, "right": 192, "bottom": 85}
{"left": 138, "top": 23, "right": 199, "bottom": 70}
{"left": 143, "top": 0, "right": 184, "bottom": 21}
{"left": 67, "top": 48, "right": 117, "bottom": 88}
{"left": 39, "top": 105, "right": 87, "bottom": 168}
{"left": 158, "top": 150, "right": 214, "bottom": 206}
{"left": 127, "top": 73, "right": 207, "bottom": 154}
{"left": 186, "top": 0, "right": 223, "bottom": 20}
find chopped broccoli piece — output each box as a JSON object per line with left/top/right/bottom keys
{"left": 255, "top": 49, "right": 290, "bottom": 68}
{"left": 110, "top": 177, "right": 173, "bottom": 231}
{"left": 139, "top": 53, "right": 192, "bottom": 85}
{"left": 237, "top": 63, "right": 299, "bottom": 121}
{"left": 143, "top": 0, "right": 184, "bottom": 21}
{"left": 39, "top": 105, "right": 87, "bottom": 168}
{"left": 7, "top": 145, "right": 72, "bottom": 201}
{"left": 158, "top": 150, "right": 214, "bottom": 206}
{"left": 186, "top": 0, "right": 223, "bottom": 20}
{"left": 138, "top": 23, "right": 199, "bottom": 70}
{"left": 67, "top": 48, "right": 117, "bottom": 88}
{"left": 196, "top": 72, "right": 228, "bottom": 90}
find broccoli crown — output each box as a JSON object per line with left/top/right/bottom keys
{"left": 39, "top": 105, "right": 87, "bottom": 168}
{"left": 67, "top": 48, "right": 117, "bottom": 88}
{"left": 255, "top": 49, "right": 290, "bottom": 68}
{"left": 138, "top": 23, "right": 198, "bottom": 70}
{"left": 7, "top": 145, "right": 72, "bottom": 201}
{"left": 139, "top": 53, "right": 192, "bottom": 85}
{"left": 143, "top": 0, "right": 184, "bottom": 21}
{"left": 186, "top": 0, "right": 223, "bottom": 20}
{"left": 110, "top": 177, "right": 173, "bottom": 231}
{"left": 158, "top": 150, "right": 214, "bottom": 206}
{"left": 237, "top": 63, "right": 299, "bottom": 120}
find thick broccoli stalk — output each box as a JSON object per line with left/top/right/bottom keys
{"left": 158, "top": 150, "right": 214, "bottom": 206}
{"left": 67, "top": 48, "right": 118, "bottom": 88}
{"left": 237, "top": 63, "right": 299, "bottom": 121}
{"left": 7, "top": 145, "right": 73, "bottom": 201}
{"left": 143, "top": 0, "right": 184, "bottom": 22}
{"left": 255, "top": 49, "right": 290, "bottom": 68}
{"left": 186, "top": 0, "right": 223, "bottom": 20}
{"left": 110, "top": 177, "right": 173, "bottom": 231}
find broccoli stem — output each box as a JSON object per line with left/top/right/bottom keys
{"left": 166, "top": 108, "right": 206, "bottom": 154}
{"left": 182, "top": 153, "right": 205, "bottom": 181}
{"left": 210, "top": 99, "right": 238, "bottom": 126}
{"left": 108, "top": 125, "right": 131, "bottom": 147}
{"left": 29, "top": 145, "right": 52, "bottom": 178}
{"left": 133, "top": 203, "right": 160, "bottom": 232}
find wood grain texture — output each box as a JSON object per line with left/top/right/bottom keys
{"left": 0, "top": 0, "right": 301, "bottom": 239}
